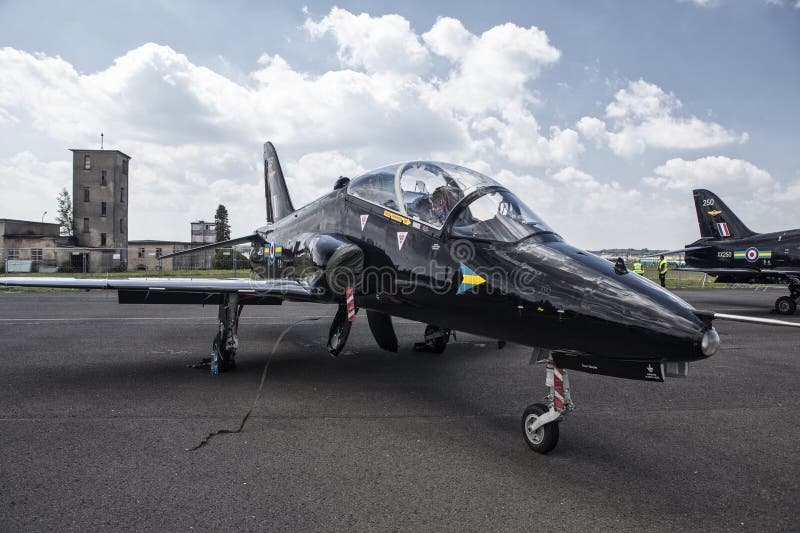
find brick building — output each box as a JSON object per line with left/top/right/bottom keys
{"left": 0, "top": 219, "right": 69, "bottom": 272}
{"left": 128, "top": 240, "right": 193, "bottom": 271}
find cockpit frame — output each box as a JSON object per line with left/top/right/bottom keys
{"left": 346, "top": 161, "right": 555, "bottom": 243}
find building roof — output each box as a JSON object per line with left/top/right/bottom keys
{"left": 0, "top": 218, "right": 60, "bottom": 226}
{"left": 69, "top": 149, "right": 132, "bottom": 159}
{"left": 128, "top": 240, "right": 193, "bottom": 245}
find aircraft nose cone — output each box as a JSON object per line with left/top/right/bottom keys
{"left": 698, "top": 326, "right": 720, "bottom": 356}
{"left": 507, "top": 242, "right": 709, "bottom": 361}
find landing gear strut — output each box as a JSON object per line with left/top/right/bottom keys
{"left": 328, "top": 286, "right": 357, "bottom": 357}
{"left": 774, "top": 277, "right": 799, "bottom": 316}
{"left": 522, "top": 355, "right": 574, "bottom": 454}
{"left": 327, "top": 304, "right": 353, "bottom": 356}
{"left": 413, "top": 325, "right": 451, "bottom": 353}
{"left": 211, "top": 293, "right": 241, "bottom": 374}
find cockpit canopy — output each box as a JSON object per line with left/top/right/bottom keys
{"left": 347, "top": 161, "right": 555, "bottom": 242}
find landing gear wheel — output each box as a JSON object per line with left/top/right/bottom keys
{"left": 211, "top": 332, "right": 236, "bottom": 373}
{"left": 327, "top": 304, "right": 353, "bottom": 357}
{"left": 522, "top": 403, "right": 559, "bottom": 454}
{"left": 423, "top": 325, "right": 449, "bottom": 354}
{"left": 775, "top": 296, "right": 797, "bottom": 315}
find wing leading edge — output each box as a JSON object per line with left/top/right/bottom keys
{"left": 0, "top": 277, "right": 317, "bottom": 301}
{"left": 641, "top": 245, "right": 712, "bottom": 257}
{"left": 676, "top": 267, "right": 800, "bottom": 276}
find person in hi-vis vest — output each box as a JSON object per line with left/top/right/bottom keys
{"left": 658, "top": 255, "right": 668, "bottom": 288}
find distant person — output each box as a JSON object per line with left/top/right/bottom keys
{"left": 633, "top": 260, "right": 645, "bottom": 275}
{"left": 658, "top": 255, "right": 668, "bottom": 287}
{"left": 614, "top": 257, "right": 627, "bottom": 275}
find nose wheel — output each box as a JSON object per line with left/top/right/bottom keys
{"left": 522, "top": 403, "right": 559, "bottom": 453}
{"left": 522, "top": 355, "right": 573, "bottom": 454}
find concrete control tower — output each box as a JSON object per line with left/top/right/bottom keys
{"left": 70, "top": 149, "right": 130, "bottom": 270}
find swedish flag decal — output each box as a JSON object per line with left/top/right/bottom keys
{"left": 457, "top": 263, "right": 486, "bottom": 294}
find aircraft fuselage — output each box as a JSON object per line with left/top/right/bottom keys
{"left": 685, "top": 230, "right": 800, "bottom": 283}
{"left": 254, "top": 187, "right": 711, "bottom": 366}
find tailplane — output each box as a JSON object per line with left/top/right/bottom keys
{"left": 693, "top": 189, "right": 755, "bottom": 240}
{"left": 264, "top": 142, "right": 295, "bottom": 223}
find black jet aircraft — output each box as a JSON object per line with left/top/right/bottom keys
{"left": 669, "top": 189, "right": 800, "bottom": 315}
{"left": 2, "top": 144, "right": 798, "bottom": 454}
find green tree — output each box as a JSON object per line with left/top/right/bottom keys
{"left": 56, "top": 188, "right": 73, "bottom": 236}
{"left": 214, "top": 204, "right": 230, "bottom": 242}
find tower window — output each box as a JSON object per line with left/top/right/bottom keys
{"left": 120, "top": 186, "right": 125, "bottom": 202}
{"left": 84, "top": 155, "right": 91, "bottom": 170}
{"left": 122, "top": 159, "right": 128, "bottom": 174}
{"left": 120, "top": 218, "right": 125, "bottom": 233}
{"left": 101, "top": 202, "right": 107, "bottom": 216}
{"left": 100, "top": 233, "right": 107, "bottom": 246}
{"left": 84, "top": 188, "right": 90, "bottom": 202}
{"left": 101, "top": 170, "right": 107, "bottom": 185}
{"left": 83, "top": 218, "right": 89, "bottom": 233}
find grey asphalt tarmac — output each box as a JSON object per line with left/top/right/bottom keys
{"left": 0, "top": 288, "right": 798, "bottom": 532}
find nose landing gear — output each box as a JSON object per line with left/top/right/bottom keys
{"left": 522, "top": 356, "right": 573, "bottom": 454}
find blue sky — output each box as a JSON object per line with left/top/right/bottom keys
{"left": 0, "top": 0, "right": 797, "bottom": 248}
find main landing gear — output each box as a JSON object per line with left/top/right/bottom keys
{"left": 210, "top": 293, "right": 242, "bottom": 374}
{"left": 413, "top": 325, "right": 451, "bottom": 353}
{"left": 327, "top": 303, "right": 354, "bottom": 356}
{"left": 774, "top": 277, "right": 799, "bottom": 316}
{"left": 328, "top": 286, "right": 357, "bottom": 357}
{"left": 522, "top": 355, "right": 573, "bottom": 454}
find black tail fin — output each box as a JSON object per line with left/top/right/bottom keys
{"left": 264, "top": 142, "right": 294, "bottom": 223}
{"left": 693, "top": 189, "right": 755, "bottom": 240}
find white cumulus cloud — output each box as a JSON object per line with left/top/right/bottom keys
{"left": 424, "top": 20, "right": 561, "bottom": 114}
{"left": 643, "top": 156, "right": 774, "bottom": 191}
{"left": 304, "top": 7, "right": 430, "bottom": 74}
{"left": 577, "top": 80, "right": 746, "bottom": 157}
{"left": 284, "top": 151, "right": 365, "bottom": 207}
{"left": 474, "top": 103, "right": 583, "bottom": 167}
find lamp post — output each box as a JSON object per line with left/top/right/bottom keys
{"left": 41, "top": 210, "right": 47, "bottom": 222}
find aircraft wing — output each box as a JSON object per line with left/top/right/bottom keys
{"left": 760, "top": 268, "right": 800, "bottom": 275}
{"left": 158, "top": 233, "right": 258, "bottom": 260}
{"left": 677, "top": 267, "right": 800, "bottom": 276}
{"left": 641, "top": 245, "right": 711, "bottom": 257}
{"left": 676, "top": 267, "right": 760, "bottom": 274}
{"left": 0, "top": 277, "right": 317, "bottom": 301}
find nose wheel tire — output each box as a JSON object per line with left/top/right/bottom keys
{"left": 775, "top": 296, "right": 797, "bottom": 315}
{"left": 522, "top": 403, "right": 559, "bottom": 454}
